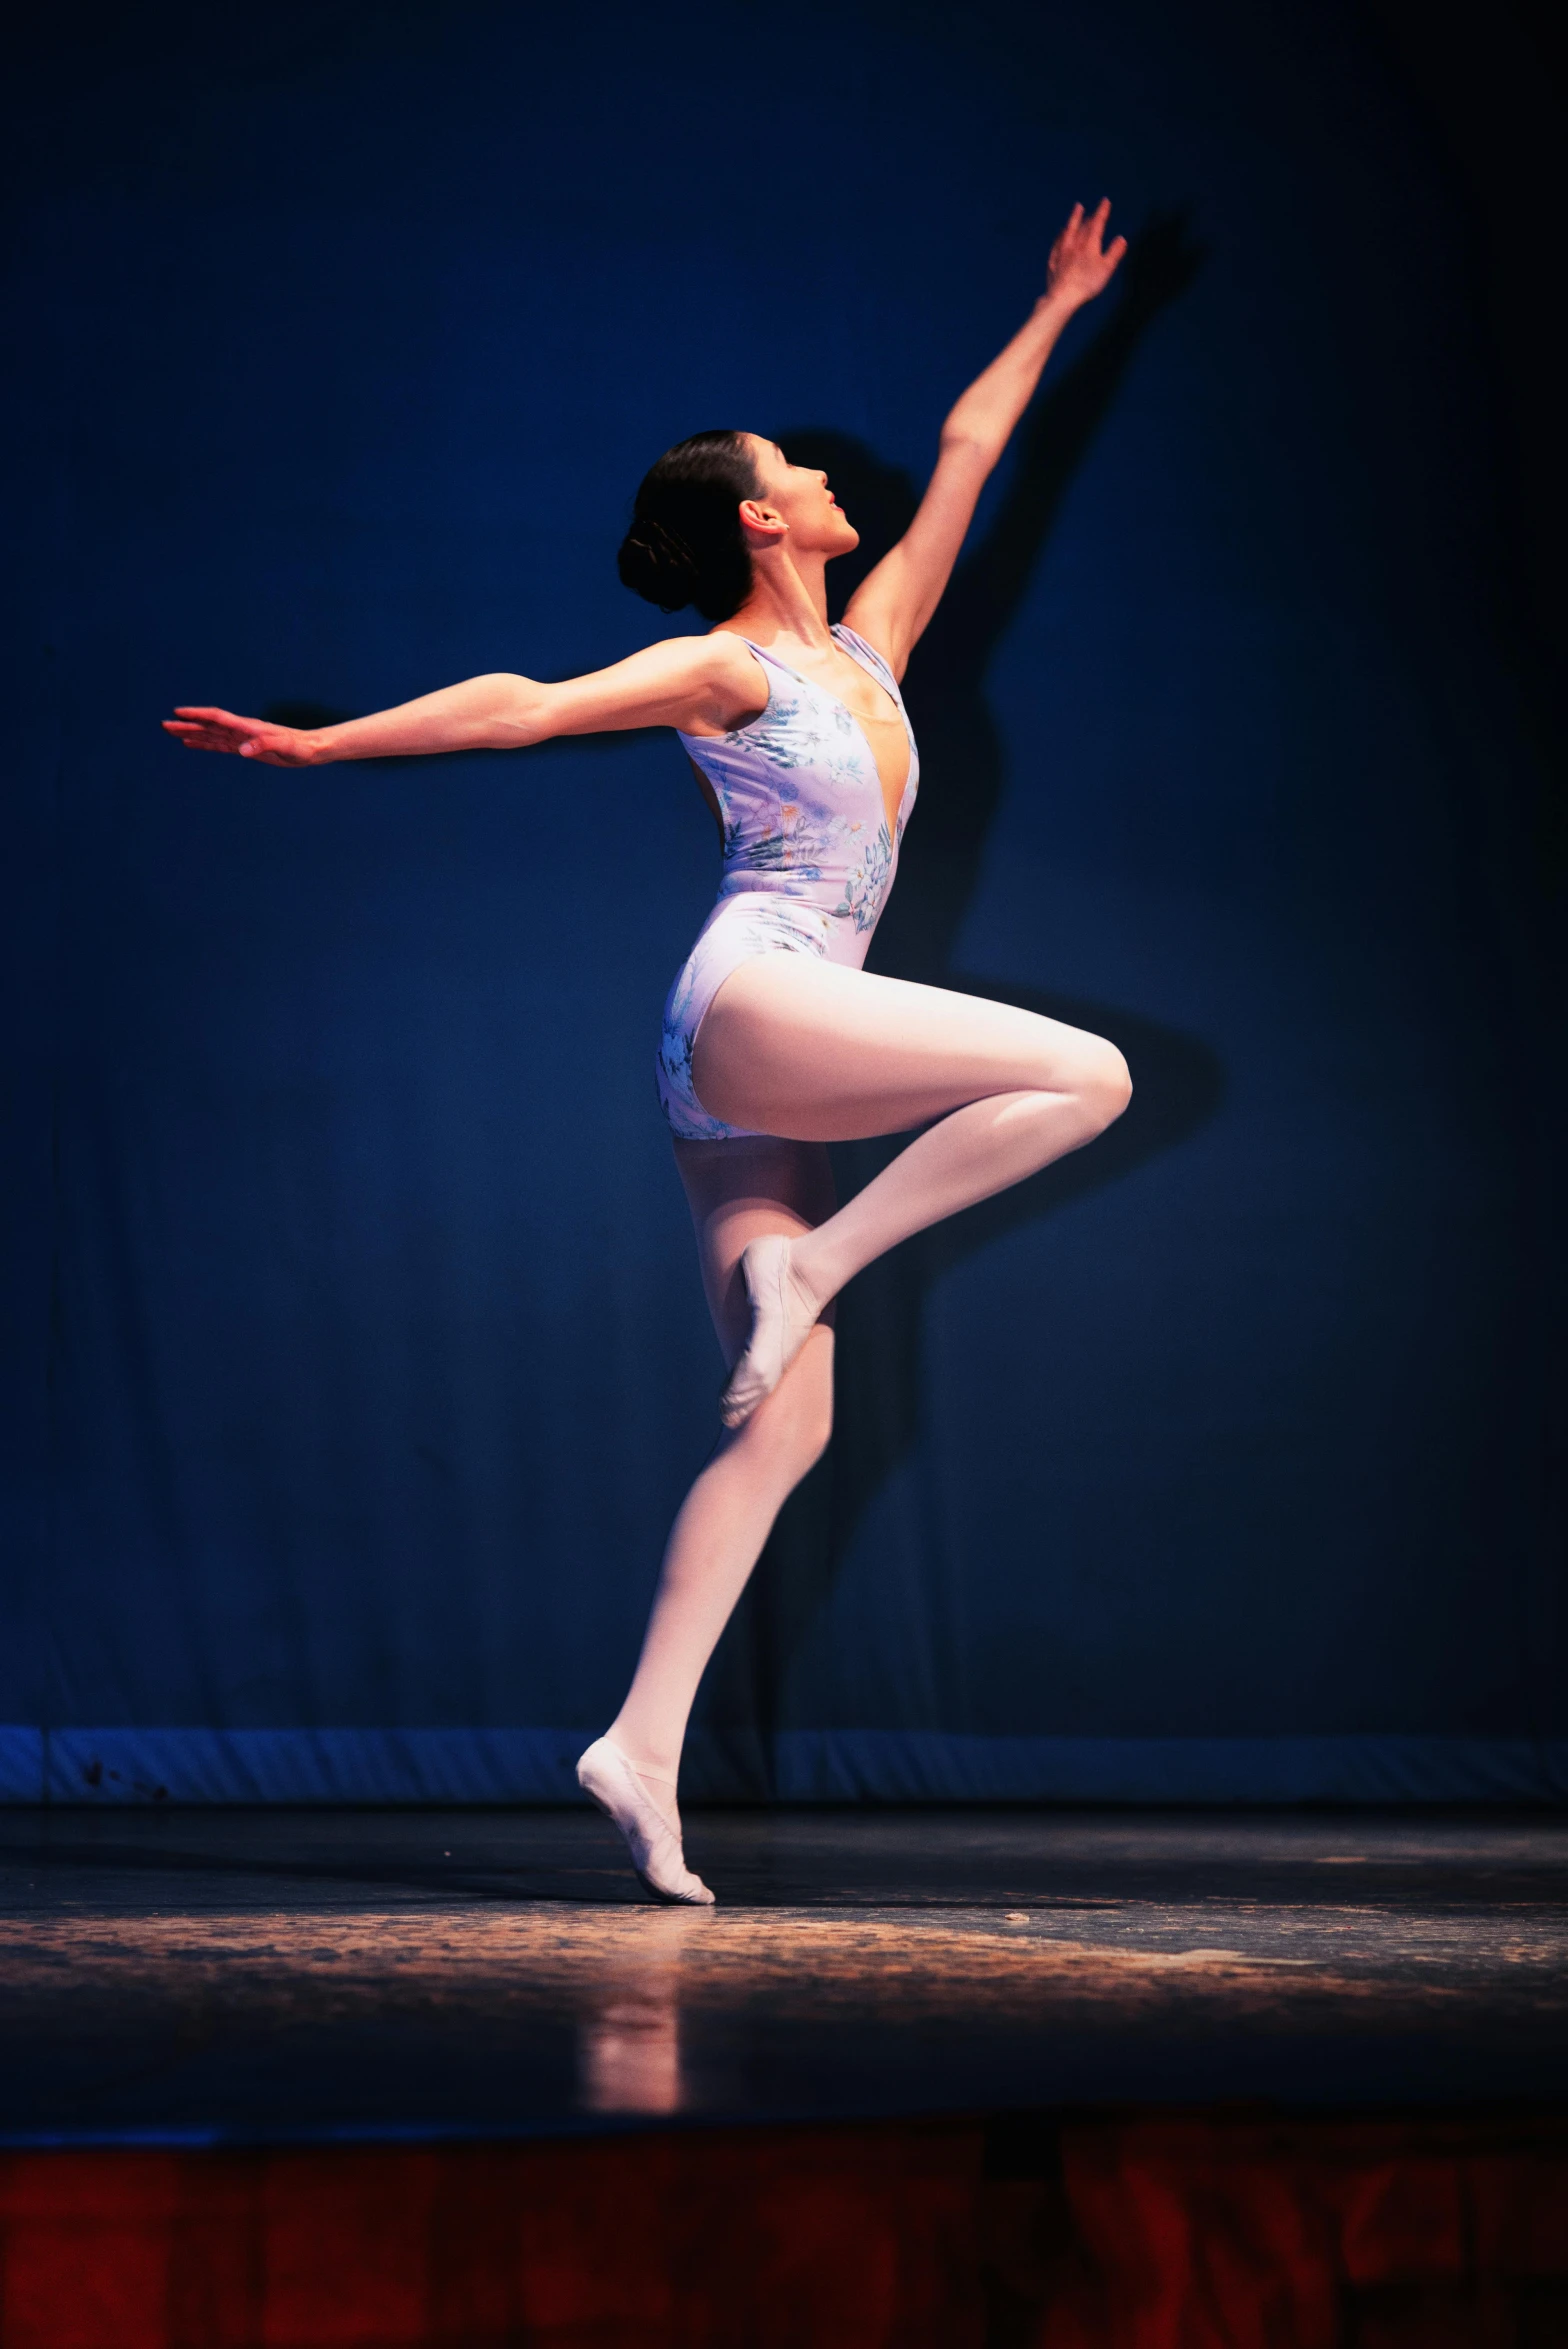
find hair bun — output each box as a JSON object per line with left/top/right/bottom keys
{"left": 618, "top": 514, "right": 701, "bottom": 612}
{"left": 616, "top": 431, "right": 760, "bottom": 623}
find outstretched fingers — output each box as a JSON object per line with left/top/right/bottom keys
{"left": 1047, "top": 198, "right": 1128, "bottom": 305}
{"left": 161, "top": 707, "right": 314, "bottom": 765}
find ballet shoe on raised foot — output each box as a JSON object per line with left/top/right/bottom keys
{"left": 719, "top": 1235, "right": 821, "bottom": 1430}
{"left": 575, "top": 1736, "right": 716, "bottom": 1906}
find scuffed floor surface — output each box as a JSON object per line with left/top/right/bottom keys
{"left": 0, "top": 1808, "right": 1564, "bottom": 2140}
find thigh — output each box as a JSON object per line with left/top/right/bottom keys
{"left": 673, "top": 1134, "right": 838, "bottom": 1364}
{"left": 692, "top": 957, "right": 1116, "bottom": 1142}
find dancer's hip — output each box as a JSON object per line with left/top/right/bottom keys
{"left": 657, "top": 894, "right": 854, "bottom": 1143}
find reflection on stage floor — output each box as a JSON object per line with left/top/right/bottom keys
{"left": 1, "top": 1806, "right": 1563, "bottom": 2142}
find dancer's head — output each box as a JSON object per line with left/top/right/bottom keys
{"left": 618, "top": 431, "right": 859, "bottom": 621}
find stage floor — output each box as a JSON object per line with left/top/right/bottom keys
{"left": 0, "top": 1806, "right": 1563, "bottom": 2144}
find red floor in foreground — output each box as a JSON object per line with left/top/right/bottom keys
{"left": 2, "top": 2114, "right": 1566, "bottom": 2349}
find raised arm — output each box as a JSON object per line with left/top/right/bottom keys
{"left": 162, "top": 634, "right": 765, "bottom": 766}
{"left": 844, "top": 202, "right": 1127, "bottom": 677}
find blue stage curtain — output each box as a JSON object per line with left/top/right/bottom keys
{"left": 1, "top": 0, "right": 1560, "bottom": 1801}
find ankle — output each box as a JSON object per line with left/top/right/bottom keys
{"left": 604, "top": 1726, "right": 680, "bottom": 1788}
{"left": 782, "top": 1237, "right": 832, "bottom": 1318}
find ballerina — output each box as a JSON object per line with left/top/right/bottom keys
{"left": 166, "top": 200, "right": 1132, "bottom": 1904}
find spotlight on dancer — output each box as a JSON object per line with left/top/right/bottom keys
{"left": 164, "top": 202, "right": 1131, "bottom": 1905}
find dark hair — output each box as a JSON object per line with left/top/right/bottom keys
{"left": 617, "top": 429, "right": 760, "bottom": 623}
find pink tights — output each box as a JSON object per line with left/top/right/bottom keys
{"left": 605, "top": 959, "right": 1131, "bottom": 1800}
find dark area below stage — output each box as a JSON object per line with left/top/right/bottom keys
{"left": 5, "top": 2112, "right": 1568, "bottom": 2348}
{"left": 1, "top": 1806, "right": 1564, "bottom": 2145}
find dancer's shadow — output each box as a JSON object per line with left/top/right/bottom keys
{"left": 703, "top": 214, "right": 1217, "bottom": 1784}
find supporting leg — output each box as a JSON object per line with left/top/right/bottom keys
{"left": 579, "top": 1140, "right": 837, "bottom": 1900}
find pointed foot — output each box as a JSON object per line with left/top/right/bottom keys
{"left": 719, "top": 1235, "right": 822, "bottom": 1430}
{"left": 576, "top": 1736, "right": 715, "bottom": 1906}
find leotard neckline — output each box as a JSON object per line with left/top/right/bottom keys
{"left": 732, "top": 626, "right": 914, "bottom": 835}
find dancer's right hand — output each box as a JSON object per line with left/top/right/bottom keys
{"left": 162, "top": 707, "right": 322, "bottom": 765}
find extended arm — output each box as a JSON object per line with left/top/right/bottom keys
{"left": 844, "top": 202, "right": 1126, "bottom": 676}
{"left": 162, "top": 634, "right": 764, "bottom": 766}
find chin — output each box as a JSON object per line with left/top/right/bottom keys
{"left": 829, "top": 519, "right": 861, "bottom": 555}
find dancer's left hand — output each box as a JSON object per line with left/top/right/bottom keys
{"left": 1043, "top": 200, "right": 1127, "bottom": 309}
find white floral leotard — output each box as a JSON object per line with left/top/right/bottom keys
{"left": 658, "top": 625, "right": 920, "bottom": 1141}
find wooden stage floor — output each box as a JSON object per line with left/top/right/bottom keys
{"left": 1, "top": 1806, "right": 1564, "bottom": 2144}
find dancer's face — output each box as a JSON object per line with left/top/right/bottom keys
{"left": 740, "top": 435, "right": 861, "bottom": 560}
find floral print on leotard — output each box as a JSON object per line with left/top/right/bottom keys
{"left": 657, "top": 625, "right": 919, "bottom": 1142}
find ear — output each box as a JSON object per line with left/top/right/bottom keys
{"left": 738, "top": 499, "right": 788, "bottom": 547}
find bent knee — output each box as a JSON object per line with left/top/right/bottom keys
{"left": 1079, "top": 1039, "right": 1132, "bottom": 1132}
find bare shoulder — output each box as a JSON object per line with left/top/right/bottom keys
{"left": 702, "top": 628, "right": 770, "bottom": 685}
{"left": 635, "top": 629, "right": 762, "bottom": 700}
{"left": 629, "top": 628, "right": 768, "bottom": 732}
{"left": 684, "top": 628, "right": 771, "bottom": 734}
{"left": 836, "top": 606, "right": 904, "bottom": 680}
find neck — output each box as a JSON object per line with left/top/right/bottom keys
{"left": 728, "top": 543, "right": 832, "bottom": 650}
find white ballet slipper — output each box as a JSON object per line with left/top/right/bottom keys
{"left": 575, "top": 1736, "right": 715, "bottom": 1906}
{"left": 719, "top": 1235, "right": 821, "bottom": 1430}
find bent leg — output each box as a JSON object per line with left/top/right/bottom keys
{"left": 605, "top": 1138, "right": 837, "bottom": 1794}
{"left": 693, "top": 958, "right": 1130, "bottom": 1143}
{"left": 692, "top": 960, "right": 1132, "bottom": 1422}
